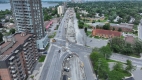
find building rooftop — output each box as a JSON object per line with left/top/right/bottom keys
{"left": 1, "top": 33, "right": 32, "bottom": 55}
{"left": 92, "top": 29, "right": 121, "bottom": 37}
{"left": 125, "top": 36, "right": 135, "bottom": 44}
{"left": 91, "top": 22, "right": 134, "bottom": 29}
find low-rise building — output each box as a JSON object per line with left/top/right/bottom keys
{"left": 4, "top": 22, "right": 15, "bottom": 29}
{"left": 0, "top": 32, "right": 39, "bottom": 80}
{"left": 91, "top": 22, "right": 134, "bottom": 32}
{"left": 92, "top": 29, "right": 121, "bottom": 38}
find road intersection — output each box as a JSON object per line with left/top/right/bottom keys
{"left": 39, "top": 8, "right": 97, "bottom": 80}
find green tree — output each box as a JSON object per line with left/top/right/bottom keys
{"left": 92, "top": 20, "right": 95, "bottom": 23}
{"left": 125, "top": 60, "right": 135, "bottom": 72}
{"left": 10, "top": 19, "right": 14, "bottom": 23}
{"left": 133, "top": 40, "right": 142, "bottom": 55}
{"left": 10, "top": 28, "right": 15, "bottom": 34}
{"left": 118, "top": 28, "right": 122, "bottom": 32}
{"left": 84, "top": 27, "right": 87, "bottom": 33}
{"left": 109, "top": 70, "right": 125, "bottom": 80}
{"left": 0, "top": 32, "right": 3, "bottom": 42}
{"left": 113, "top": 62, "right": 124, "bottom": 72}
{"left": 113, "top": 27, "right": 115, "bottom": 31}
{"left": 99, "top": 45, "right": 112, "bottom": 59}
{"left": 103, "top": 23, "right": 110, "bottom": 30}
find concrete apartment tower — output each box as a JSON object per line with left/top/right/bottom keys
{"left": 57, "top": 6, "right": 64, "bottom": 16}
{"left": 10, "top": 0, "right": 48, "bottom": 50}
{"left": 138, "top": 19, "right": 142, "bottom": 40}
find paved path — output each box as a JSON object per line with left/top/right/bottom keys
{"left": 110, "top": 53, "right": 142, "bottom": 67}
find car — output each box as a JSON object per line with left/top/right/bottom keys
{"left": 63, "top": 75, "right": 68, "bottom": 80}
{"left": 64, "top": 67, "right": 70, "bottom": 72}
{"left": 43, "top": 52, "right": 47, "bottom": 54}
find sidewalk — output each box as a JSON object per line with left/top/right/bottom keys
{"left": 27, "top": 62, "right": 43, "bottom": 80}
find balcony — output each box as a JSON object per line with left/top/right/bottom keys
{"left": 29, "top": 44, "right": 32, "bottom": 47}
{"left": 10, "top": 66, "right": 15, "bottom": 69}
{"left": 16, "top": 58, "right": 20, "bottom": 62}
{"left": 10, "top": 62, "right": 13, "bottom": 65}
{"left": 28, "top": 71, "right": 31, "bottom": 74}
{"left": 12, "top": 74, "right": 17, "bottom": 78}
{"left": 11, "top": 70, "right": 16, "bottom": 74}
{"left": 13, "top": 78, "right": 18, "bottom": 80}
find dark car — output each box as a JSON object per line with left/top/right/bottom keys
{"left": 63, "top": 75, "right": 68, "bottom": 80}
{"left": 43, "top": 51, "right": 47, "bottom": 54}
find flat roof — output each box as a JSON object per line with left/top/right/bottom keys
{"left": 1, "top": 33, "right": 32, "bottom": 55}
{"left": 91, "top": 22, "right": 133, "bottom": 29}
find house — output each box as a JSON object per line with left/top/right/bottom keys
{"left": 92, "top": 29, "right": 121, "bottom": 38}
{"left": 4, "top": 22, "right": 15, "bottom": 29}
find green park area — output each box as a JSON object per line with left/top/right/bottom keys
{"left": 90, "top": 44, "right": 135, "bottom": 80}
{"left": 39, "top": 55, "right": 46, "bottom": 62}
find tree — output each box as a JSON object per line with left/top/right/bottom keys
{"left": 30, "top": 75, "right": 34, "bottom": 80}
{"left": 0, "top": 32, "right": 3, "bottom": 42}
{"left": 10, "top": 19, "right": 14, "bottom": 23}
{"left": 133, "top": 40, "right": 142, "bottom": 55}
{"left": 103, "top": 23, "right": 110, "bottom": 30}
{"left": 125, "top": 60, "right": 135, "bottom": 72}
{"left": 109, "top": 70, "right": 125, "bottom": 80}
{"left": 113, "top": 62, "right": 124, "bottom": 72}
{"left": 92, "top": 20, "right": 95, "bottom": 23}
{"left": 118, "top": 28, "right": 122, "bottom": 32}
{"left": 99, "top": 45, "right": 112, "bottom": 59}
{"left": 10, "top": 28, "right": 15, "bottom": 34}
{"left": 84, "top": 27, "right": 87, "bottom": 33}
{"left": 113, "top": 27, "right": 115, "bottom": 31}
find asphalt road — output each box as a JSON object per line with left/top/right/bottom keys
{"left": 110, "top": 53, "right": 142, "bottom": 67}
{"left": 39, "top": 8, "right": 97, "bottom": 80}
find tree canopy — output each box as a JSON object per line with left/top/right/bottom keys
{"left": 0, "top": 32, "right": 3, "bottom": 42}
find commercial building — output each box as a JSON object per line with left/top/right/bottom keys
{"left": 92, "top": 29, "right": 121, "bottom": 38}
{"left": 10, "top": 0, "right": 49, "bottom": 50}
{"left": 57, "top": 6, "right": 64, "bottom": 16}
{"left": 138, "top": 19, "right": 142, "bottom": 40}
{"left": 0, "top": 32, "right": 38, "bottom": 80}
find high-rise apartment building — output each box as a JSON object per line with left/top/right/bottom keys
{"left": 10, "top": 0, "right": 49, "bottom": 50}
{"left": 10, "top": 0, "right": 45, "bottom": 40}
{"left": 0, "top": 32, "right": 38, "bottom": 80}
{"left": 138, "top": 19, "right": 142, "bottom": 40}
{"left": 57, "top": 6, "right": 64, "bottom": 16}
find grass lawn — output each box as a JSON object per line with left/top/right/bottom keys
{"left": 123, "top": 71, "right": 131, "bottom": 77}
{"left": 129, "top": 54, "right": 141, "bottom": 58}
{"left": 106, "top": 59, "right": 125, "bottom": 63}
{"left": 86, "top": 31, "right": 92, "bottom": 36}
{"left": 133, "top": 25, "right": 138, "bottom": 30}
{"left": 39, "top": 55, "right": 46, "bottom": 62}
{"left": 48, "top": 32, "right": 56, "bottom": 38}
{"left": 94, "top": 36, "right": 100, "bottom": 39}
{"left": 45, "top": 44, "right": 50, "bottom": 50}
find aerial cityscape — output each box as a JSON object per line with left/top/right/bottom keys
{"left": 0, "top": 0, "right": 142, "bottom": 80}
